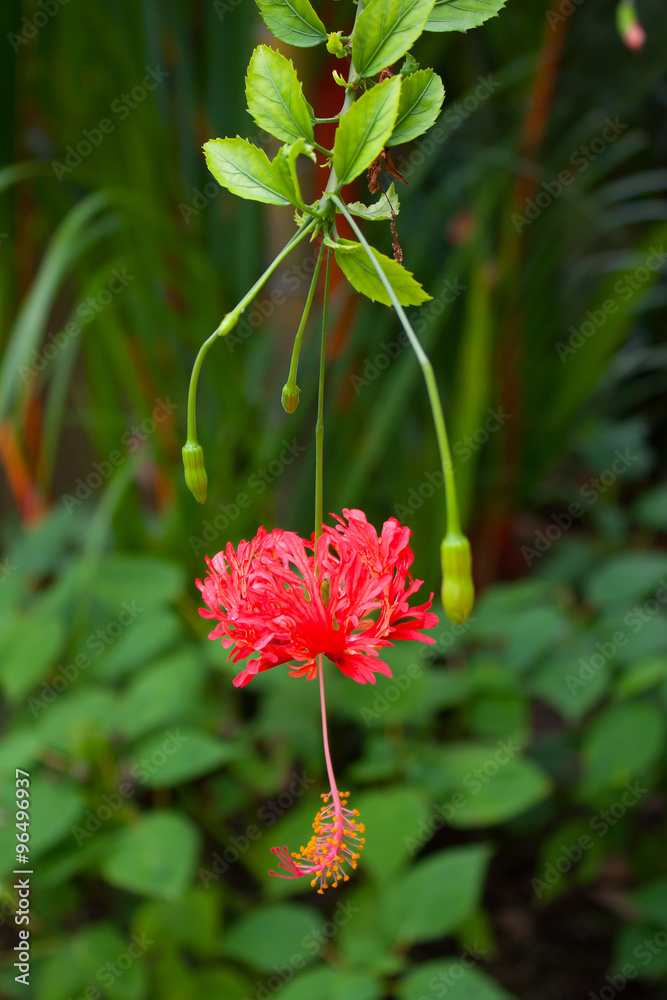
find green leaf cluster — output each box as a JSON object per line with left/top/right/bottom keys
{"left": 203, "top": 0, "right": 505, "bottom": 307}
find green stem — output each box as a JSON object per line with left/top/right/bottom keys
{"left": 323, "top": 3, "right": 364, "bottom": 197}
{"left": 315, "top": 253, "right": 335, "bottom": 805}
{"left": 185, "top": 217, "right": 318, "bottom": 443}
{"left": 285, "top": 239, "right": 326, "bottom": 399}
{"left": 315, "top": 250, "right": 332, "bottom": 545}
{"left": 331, "top": 194, "right": 462, "bottom": 536}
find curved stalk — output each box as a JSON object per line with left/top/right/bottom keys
{"left": 185, "top": 217, "right": 318, "bottom": 446}
{"left": 314, "top": 250, "right": 332, "bottom": 544}
{"left": 314, "top": 253, "right": 344, "bottom": 868}
{"left": 330, "top": 194, "right": 462, "bottom": 536}
{"left": 283, "top": 239, "right": 326, "bottom": 407}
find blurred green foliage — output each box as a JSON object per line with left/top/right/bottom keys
{"left": 1, "top": 0, "right": 666, "bottom": 998}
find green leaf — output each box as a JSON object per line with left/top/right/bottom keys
{"left": 401, "top": 52, "right": 420, "bottom": 74}
{"left": 256, "top": 0, "right": 327, "bottom": 47}
{"left": 382, "top": 844, "right": 490, "bottom": 944}
{"left": 197, "top": 968, "right": 254, "bottom": 998}
{"left": 432, "top": 743, "right": 552, "bottom": 827}
{"left": 281, "top": 968, "right": 337, "bottom": 1000}
{"left": 223, "top": 903, "right": 321, "bottom": 970}
{"left": 273, "top": 138, "right": 317, "bottom": 209}
{"left": 93, "top": 555, "right": 184, "bottom": 608}
{"left": 426, "top": 0, "right": 506, "bottom": 32}
{"left": 347, "top": 182, "right": 400, "bottom": 220}
{"left": 246, "top": 45, "right": 314, "bottom": 144}
{"left": 323, "top": 234, "right": 359, "bottom": 252}
{"left": 133, "top": 888, "right": 221, "bottom": 958}
{"left": 0, "top": 614, "right": 65, "bottom": 702}
{"left": 333, "top": 76, "right": 402, "bottom": 187}
{"left": 580, "top": 701, "right": 665, "bottom": 798}
{"left": 37, "top": 923, "right": 148, "bottom": 1000}
{"left": 337, "top": 886, "right": 400, "bottom": 972}
{"left": 616, "top": 657, "right": 667, "bottom": 699}
{"left": 613, "top": 923, "right": 667, "bottom": 978}
{"left": 352, "top": 0, "right": 437, "bottom": 78}
{"left": 635, "top": 483, "right": 667, "bottom": 530}
{"left": 39, "top": 687, "right": 118, "bottom": 754}
{"left": 119, "top": 649, "right": 203, "bottom": 740}
{"left": 126, "top": 727, "right": 239, "bottom": 787}
{"left": 584, "top": 552, "right": 667, "bottom": 607}
{"left": 467, "top": 694, "right": 528, "bottom": 744}
{"left": 399, "top": 961, "right": 513, "bottom": 1000}
{"left": 387, "top": 68, "right": 445, "bottom": 145}
{"left": 529, "top": 638, "right": 610, "bottom": 721}
{"left": 0, "top": 727, "right": 42, "bottom": 778}
{"left": 334, "top": 239, "right": 431, "bottom": 307}
{"left": 631, "top": 879, "right": 667, "bottom": 926}
{"left": 101, "top": 811, "right": 200, "bottom": 900}
{"left": 356, "top": 787, "right": 432, "bottom": 879}
{"left": 204, "top": 137, "right": 291, "bottom": 206}
{"left": 94, "top": 609, "right": 182, "bottom": 679}
{"left": 27, "top": 774, "right": 86, "bottom": 857}
{"left": 332, "top": 972, "right": 383, "bottom": 1000}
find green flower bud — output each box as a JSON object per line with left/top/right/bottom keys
{"left": 182, "top": 440, "right": 208, "bottom": 504}
{"left": 281, "top": 384, "right": 300, "bottom": 414}
{"left": 616, "top": 1, "right": 645, "bottom": 49}
{"left": 440, "top": 532, "right": 474, "bottom": 626}
{"left": 326, "top": 31, "right": 345, "bottom": 58}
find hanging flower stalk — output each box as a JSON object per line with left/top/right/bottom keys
{"left": 187, "top": 0, "right": 509, "bottom": 888}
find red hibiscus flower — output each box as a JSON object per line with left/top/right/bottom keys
{"left": 197, "top": 508, "right": 438, "bottom": 687}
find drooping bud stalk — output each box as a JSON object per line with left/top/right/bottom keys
{"left": 328, "top": 194, "right": 477, "bottom": 627}
{"left": 182, "top": 219, "right": 318, "bottom": 503}
{"left": 182, "top": 439, "right": 208, "bottom": 504}
{"left": 281, "top": 383, "right": 300, "bottom": 414}
{"left": 616, "top": 0, "right": 646, "bottom": 50}
{"left": 283, "top": 241, "right": 325, "bottom": 418}
{"left": 440, "top": 532, "right": 474, "bottom": 626}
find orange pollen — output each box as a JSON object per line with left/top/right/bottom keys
{"left": 269, "top": 791, "right": 365, "bottom": 891}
